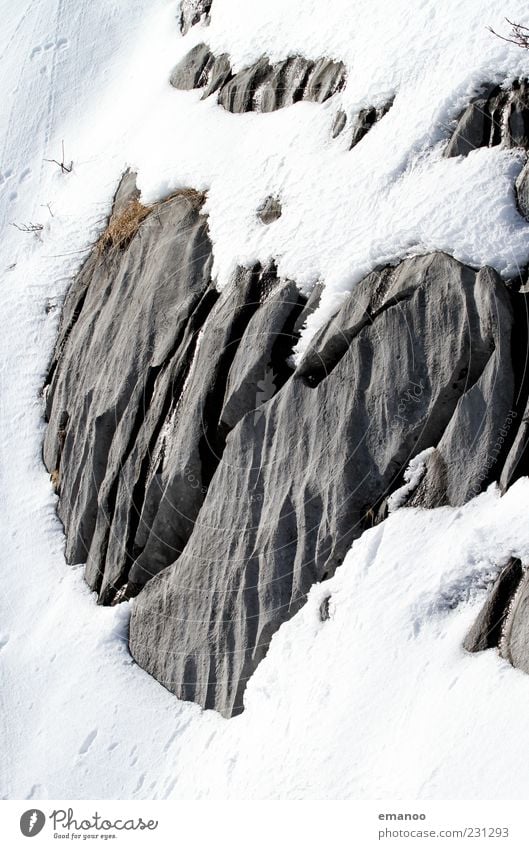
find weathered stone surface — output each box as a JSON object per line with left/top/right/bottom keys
{"left": 516, "top": 159, "right": 529, "bottom": 219}
{"left": 129, "top": 252, "right": 516, "bottom": 716}
{"left": 170, "top": 43, "right": 213, "bottom": 90}
{"left": 46, "top": 169, "right": 529, "bottom": 715}
{"left": 122, "top": 268, "right": 306, "bottom": 598}
{"left": 257, "top": 195, "right": 282, "bottom": 224}
{"left": 464, "top": 558, "right": 524, "bottom": 652}
{"left": 349, "top": 99, "right": 394, "bottom": 149}
{"left": 180, "top": 0, "right": 212, "bottom": 35}
{"left": 409, "top": 267, "right": 514, "bottom": 508}
{"left": 499, "top": 290, "right": 529, "bottom": 490}
{"left": 332, "top": 109, "right": 347, "bottom": 138}
{"left": 445, "top": 79, "right": 529, "bottom": 157}
{"left": 44, "top": 177, "right": 213, "bottom": 594}
{"left": 500, "top": 569, "right": 529, "bottom": 671}
{"left": 170, "top": 46, "right": 346, "bottom": 113}
{"left": 44, "top": 174, "right": 308, "bottom": 604}
{"left": 331, "top": 99, "right": 394, "bottom": 147}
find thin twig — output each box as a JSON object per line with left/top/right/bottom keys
{"left": 488, "top": 18, "right": 529, "bottom": 49}
{"left": 44, "top": 140, "right": 73, "bottom": 173}
{"left": 10, "top": 221, "right": 44, "bottom": 233}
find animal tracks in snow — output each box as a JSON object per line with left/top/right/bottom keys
{"left": 30, "top": 38, "right": 69, "bottom": 61}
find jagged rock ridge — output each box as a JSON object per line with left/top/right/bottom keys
{"left": 332, "top": 97, "right": 395, "bottom": 148}
{"left": 129, "top": 252, "right": 521, "bottom": 716}
{"left": 44, "top": 173, "right": 311, "bottom": 605}
{"left": 170, "top": 44, "right": 346, "bottom": 113}
{"left": 43, "top": 77, "right": 529, "bottom": 716}
{"left": 43, "top": 171, "right": 529, "bottom": 715}
{"left": 180, "top": 1, "right": 212, "bottom": 35}
{"left": 445, "top": 79, "right": 529, "bottom": 158}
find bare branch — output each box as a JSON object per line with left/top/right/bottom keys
{"left": 506, "top": 17, "right": 529, "bottom": 34}
{"left": 44, "top": 140, "right": 73, "bottom": 173}
{"left": 488, "top": 18, "right": 529, "bottom": 49}
{"left": 10, "top": 221, "right": 44, "bottom": 233}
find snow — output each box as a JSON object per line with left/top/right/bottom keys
{"left": 388, "top": 448, "right": 435, "bottom": 513}
{"left": 3, "top": 0, "right": 529, "bottom": 800}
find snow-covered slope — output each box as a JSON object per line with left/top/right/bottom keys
{"left": 3, "top": 0, "right": 529, "bottom": 799}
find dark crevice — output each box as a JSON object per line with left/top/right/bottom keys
{"left": 91, "top": 288, "right": 216, "bottom": 599}
{"left": 499, "top": 290, "right": 529, "bottom": 484}
{"left": 291, "top": 63, "right": 315, "bottom": 104}
{"left": 180, "top": 0, "right": 213, "bottom": 35}
{"left": 43, "top": 285, "right": 90, "bottom": 416}
{"left": 267, "top": 293, "right": 307, "bottom": 387}
{"left": 464, "top": 558, "right": 524, "bottom": 652}
{"left": 171, "top": 47, "right": 346, "bottom": 113}
{"left": 297, "top": 285, "right": 418, "bottom": 387}
{"left": 198, "top": 266, "right": 274, "bottom": 489}
{"left": 98, "top": 287, "right": 220, "bottom": 604}
{"left": 114, "top": 282, "right": 306, "bottom": 603}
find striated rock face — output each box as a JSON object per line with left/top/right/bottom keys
{"left": 332, "top": 98, "right": 395, "bottom": 148}
{"left": 516, "top": 160, "right": 529, "bottom": 219}
{"left": 44, "top": 174, "right": 310, "bottom": 605}
{"left": 445, "top": 79, "right": 529, "bottom": 158}
{"left": 257, "top": 195, "right": 282, "bottom": 224}
{"left": 45, "top": 167, "right": 529, "bottom": 716}
{"left": 464, "top": 558, "right": 524, "bottom": 653}
{"left": 44, "top": 177, "right": 212, "bottom": 599}
{"left": 128, "top": 253, "right": 517, "bottom": 716}
{"left": 170, "top": 45, "right": 346, "bottom": 113}
{"left": 179, "top": 1, "right": 212, "bottom": 35}
{"left": 464, "top": 556, "right": 529, "bottom": 677}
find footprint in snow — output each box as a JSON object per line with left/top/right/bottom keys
{"left": 79, "top": 729, "right": 98, "bottom": 755}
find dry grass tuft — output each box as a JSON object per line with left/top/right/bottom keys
{"left": 96, "top": 188, "right": 207, "bottom": 255}
{"left": 165, "top": 187, "right": 207, "bottom": 209}
{"left": 97, "top": 198, "right": 152, "bottom": 253}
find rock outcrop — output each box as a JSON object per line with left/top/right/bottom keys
{"left": 180, "top": 1, "right": 212, "bottom": 35}
{"left": 44, "top": 174, "right": 310, "bottom": 604}
{"left": 332, "top": 98, "right": 395, "bottom": 149}
{"left": 45, "top": 166, "right": 529, "bottom": 716}
{"left": 128, "top": 253, "right": 516, "bottom": 716}
{"left": 257, "top": 195, "right": 282, "bottom": 224}
{"left": 170, "top": 45, "right": 346, "bottom": 113}
{"left": 445, "top": 79, "right": 529, "bottom": 157}
{"left": 464, "top": 558, "right": 524, "bottom": 653}
{"left": 464, "top": 556, "right": 529, "bottom": 677}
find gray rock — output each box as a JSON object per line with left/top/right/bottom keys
{"left": 46, "top": 173, "right": 529, "bottom": 715}
{"left": 257, "top": 196, "right": 282, "bottom": 224}
{"left": 349, "top": 98, "right": 394, "bottom": 149}
{"left": 516, "top": 159, "right": 529, "bottom": 219}
{"left": 44, "top": 177, "right": 213, "bottom": 597}
{"left": 412, "top": 267, "right": 514, "bottom": 507}
{"left": 170, "top": 47, "right": 346, "bottom": 113}
{"left": 464, "top": 558, "right": 523, "bottom": 652}
{"left": 180, "top": 1, "right": 212, "bottom": 35}
{"left": 500, "top": 568, "right": 529, "bottom": 671}
{"left": 445, "top": 80, "right": 529, "bottom": 157}
{"left": 124, "top": 267, "right": 306, "bottom": 597}
{"left": 499, "top": 290, "right": 529, "bottom": 490}
{"left": 170, "top": 43, "right": 213, "bottom": 91}
{"left": 202, "top": 53, "right": 232, "bottom": 98}
{"left": 129, "top": 252, "right": 516, "bottom": 716}
{"left": 44, "top": 174, "right": 307, "bottom": 604}
{"left": 303, "top": 58, "right": 346, "bottom": 104}
{"left": 332, "top": 109, "right": 347, "bottom": 138}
